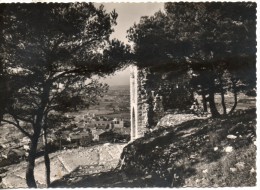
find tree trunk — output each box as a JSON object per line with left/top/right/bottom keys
{"left": 26, "top": 81, "right": 51, "bottom": 187}
{"left": 26, "top": 133, "right": 40, "bottom": 188}
{"left": 220, "top": 91, "right": 227, "bottom": 115}
{"left": 0, "top": 108, "right": 3, "bottom": 124}
{"left": 208, "top": 90, "right": 220, "bottom": 118}
{"left": 201, "top": 91, "right": 208, "bottom": 112}
{"left": 229, "top": 80, "right": 238, "bottom": 114}
{"left": 0, "top": 68, "right": 4, "bottom": 124}
{"left": 0, "top": 76, "right": 8, "bottom": 124}
{"left": 43, "top": 128, "right": 51, "bottom": 187}
{"left": 218, "top": 76, "right": 227, "bottom": 115}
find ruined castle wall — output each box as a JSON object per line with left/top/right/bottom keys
{"left": 136, "top": 68, "right": 151, "bottom": 138}
{"left": 130, "top": 66, "right": 193, "bottom": 141}
{"left": 130, "top": 66, "right": 151, "bottom": 140}
{"left": 130, "top": 66, "right": 156, "bottom": 140}
{"left": 130, "top": 65, "right": 138, "bottom": 141}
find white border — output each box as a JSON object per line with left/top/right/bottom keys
{"left": 0, "top": 1, "right": 258, "bottom": 190}
{"left": 0, "top": 0, "right": 257, "bottom": 3}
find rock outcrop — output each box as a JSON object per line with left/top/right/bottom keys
{"left": 118, "top": 109, "right": 256, "bottom": 187}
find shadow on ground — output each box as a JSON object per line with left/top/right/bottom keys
{"left": 51, "top": 108, "right": 256, "bottom": 187}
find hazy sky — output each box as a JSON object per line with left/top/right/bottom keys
{"left": 97, "top": 3, "right": 164, "bottom": 86}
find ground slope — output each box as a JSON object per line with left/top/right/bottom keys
{"left": 51, "top": 108, "right": 256, "bottom": 187}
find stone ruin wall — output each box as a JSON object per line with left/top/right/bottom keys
{"left": 130, "top": 65, "right": 193, "bottom": 141}
{"left": 130, "top": 66, "right": 163, "bottom": 141}
{"left": 130, "top": 66, "right": 147, "bottom": 141}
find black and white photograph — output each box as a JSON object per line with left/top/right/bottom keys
{"left": 0, "top": 0, "right": 257, "bottom": 188}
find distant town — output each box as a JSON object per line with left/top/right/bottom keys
{"left": 0, "top": 85, "right": 130, "bottom": 169}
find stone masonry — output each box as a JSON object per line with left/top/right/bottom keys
{"left": 130, "top": 66, "right": 161, "bottom": 141}
{"left": 130, "top": 65, "right": 193, "bottom": 141}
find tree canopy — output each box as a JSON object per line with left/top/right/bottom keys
{"left": 127, "top": 2, "right": 256, "bottom": 117}
{"left": 128, "top": 2, "right": 256, "bottom": 68}
{"left": 0, "top": 3, "right": 130, "bottom": 187}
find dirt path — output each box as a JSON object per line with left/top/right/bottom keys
{"left": 1, "top": 143, "right": 126, "bottom": 188}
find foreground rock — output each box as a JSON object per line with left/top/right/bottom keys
{"left": 156, "top": 113, "right": 207, "bottom": 128}
{"left": 118, "top": 109, "right": 256, "bottom": 187}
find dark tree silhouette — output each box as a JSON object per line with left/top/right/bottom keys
{"left": 0, "top": 5, "right": 8, "bottom": 123}
{"left": 0, "top": 3, "right": 130, "bottom": 187}
{"left": 127, "top": 2, "right": 256, "bottom": 117}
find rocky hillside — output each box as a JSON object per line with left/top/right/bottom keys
{"left": 118, "top": 108, "right": 256, "bottom": 187}
{"left": 51, "top": 108, "right": 256, "bottom": 187}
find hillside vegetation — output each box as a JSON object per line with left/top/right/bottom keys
{"left": 51, "top": 108, "right": 256, "bottom": 187}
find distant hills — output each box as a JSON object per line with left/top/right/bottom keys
{"left": 109, "top": 85, "right": 130, "bottom": 91}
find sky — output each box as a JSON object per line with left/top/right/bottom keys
{"left": 96, "top": 3, "right": 164, "bottom": 86}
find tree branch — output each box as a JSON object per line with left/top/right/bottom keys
{"left": 68, "top": 37, "right": 100, "bottom": 55}
{"left": 1, "top": 119, "right": 32, "bottom": 138}
{"left": 52, "top": 68, "right": 90, "bottom": 82}
{"left": 7, "top": 108, "right": 34, "bottom": 124}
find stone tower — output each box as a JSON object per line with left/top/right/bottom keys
{"left": 130, "top": 65, "right": 153, "bottom": 141}
{"left": 130, "top": 65, "right": 138, "bottom": 141}
{"left": 130, "top": 65, "right": 192, "bottom": 141}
